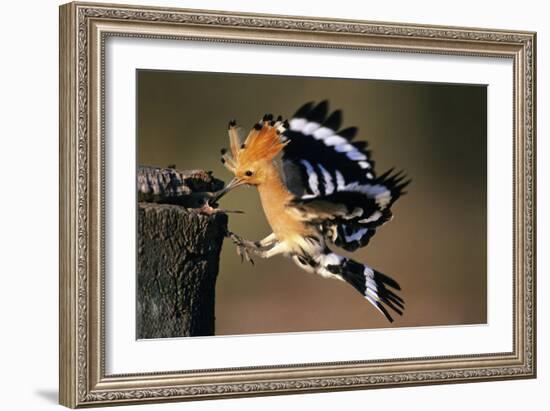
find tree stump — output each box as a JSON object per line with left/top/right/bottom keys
{"left": 136, "top": 167, "right": 227, "bottom": 338}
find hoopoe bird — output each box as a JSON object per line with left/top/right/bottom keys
{"left": 214, "top": 101, "right": 410, "bottom": 322}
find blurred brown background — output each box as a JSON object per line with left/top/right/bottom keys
{"left": 137, "top": 69, "right": 487, "bottom": 335}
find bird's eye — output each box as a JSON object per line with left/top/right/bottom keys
{"left": 245, "top": 170, "right": 253, "bottom": 177}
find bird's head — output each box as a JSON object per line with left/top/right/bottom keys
{"left": 214, "top": 115, "right": 289, "bottom": 200}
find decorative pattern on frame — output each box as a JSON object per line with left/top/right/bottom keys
{"left": 59, "top": 2, "right": 536, "bottom": 407}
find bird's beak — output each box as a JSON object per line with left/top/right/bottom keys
{"left": 210, "top": 177, "right": 247, "bottom": 203}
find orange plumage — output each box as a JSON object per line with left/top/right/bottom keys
{"left": 215, "top": 102, "right": 407, "bottom": 323}
{"left": 237, "top": 124, "right": 288, "bottom": 165}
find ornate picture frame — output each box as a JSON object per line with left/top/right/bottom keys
{"left": 59, "top": 1, "right": 536, "bottom": 407}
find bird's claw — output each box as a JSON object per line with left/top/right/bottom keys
{"left": 235, "top": 243, "right": 255, "bottom": 265}
{"left": 228, "top": 231, "right": 255, "bottom": 265}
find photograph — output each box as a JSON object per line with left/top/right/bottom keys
{"left": 135, "top": 69, "right": 487, "bottom": 338}
{"left": 57, "top": 2, "right": 536, "bottom": 407}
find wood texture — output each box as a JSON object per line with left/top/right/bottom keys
{"left": 136, "top": 166, "right": 227, "bottom": 338}
{"left": 137, "top": 202, "right": 227, "bottom": 338}
{"left": 138, "top": 166, "right": 223, "bottom": 206}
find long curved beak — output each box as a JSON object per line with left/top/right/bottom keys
{"left": 210, "top": 177, "right": 247, "bottom": 203}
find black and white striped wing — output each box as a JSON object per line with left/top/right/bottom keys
{"left": 281, "top": 101, "right": 410, "bottom": 251}
{"left": 281, "top": 101, "right": 375, "bottom": 197}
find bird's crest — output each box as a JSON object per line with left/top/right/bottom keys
{"left": 221, "top": 115, "right": 289, "bottom": 173}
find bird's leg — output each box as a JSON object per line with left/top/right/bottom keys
{"left": 236, "top": 240, "right": 286, "bottom": 263}
{"left": 253, "top": 241, "right": 287, "bottom": 259}
{"left": 227, "top": 232, "right": 279, "bottom": 264}
{"left": 228, "top": 232, "right": 276, "bottom": 250}
{"left": 254, "top": 233, "right": 278, "bottom": 249}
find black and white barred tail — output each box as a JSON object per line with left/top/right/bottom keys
{"left": 339, "top": 259, "right": 403, "bottom": 322}
{"left": 293, "top": 250, "right": 404, "bottom": 322}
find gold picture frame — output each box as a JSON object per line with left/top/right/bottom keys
{"left": 59, "top": 1, "right": 536, "bottom": 408}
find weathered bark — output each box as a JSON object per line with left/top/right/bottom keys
{"left": 136, "top": 167, "right": 227, "bottom": 339}
{"left": 138, "top": 166, "right": 223, "bottom": 207}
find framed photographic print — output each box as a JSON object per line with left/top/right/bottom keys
{"left": 59, "top": 1, "right": 536, "bottom": 408}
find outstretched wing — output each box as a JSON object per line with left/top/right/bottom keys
{"left": 281, "top": 101, "right": 410, "bottom": 251}
{"left": 281, "top": 101, "right": 375, "bottom": 197}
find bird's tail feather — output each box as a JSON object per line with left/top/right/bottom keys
{"left": 319, "top": 252, "right": 404, "bottom": 322}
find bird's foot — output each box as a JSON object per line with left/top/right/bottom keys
{"left": 227, "top": 231, "right": 256, "bottom": 265}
